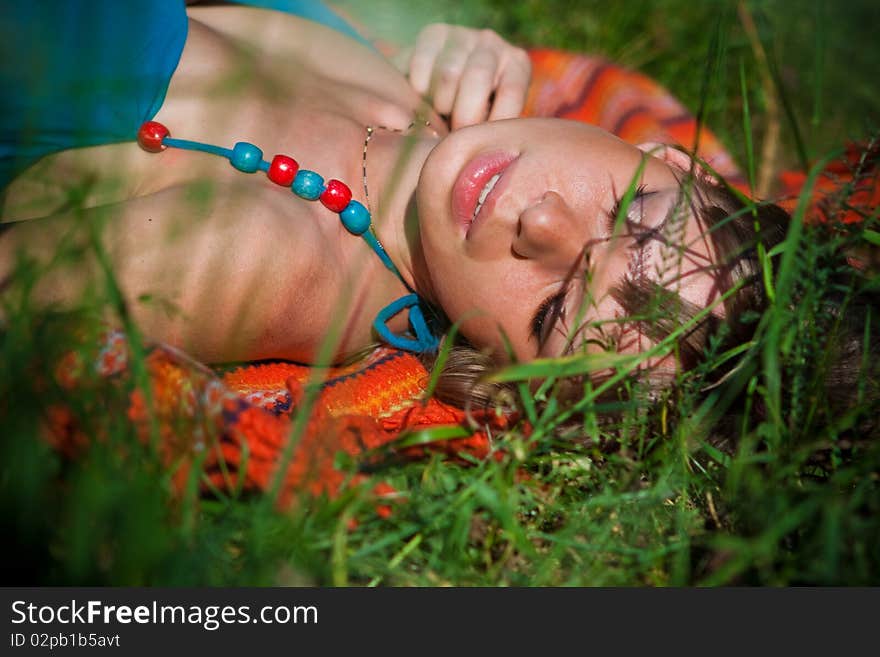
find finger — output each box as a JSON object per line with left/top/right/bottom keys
{"left": 450, "top": 47, "right": 498, "bottom": 129}
{"left": 488, "top": 50, "right": 532, "bottom": 121}
{"left": 408, "top": 24, "right": 450, "bottom": 96}
{"left": 430, "top": 45, "right": 470, "bottom": 117}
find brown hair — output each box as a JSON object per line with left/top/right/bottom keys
{"left": 609, "top": 182, "right": 789, "bottom": 378}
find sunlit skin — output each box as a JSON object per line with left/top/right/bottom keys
{"left": 0, "top": 8, "right": 726, "bottom": 367}
{"left": 414, "top": 118, "right": 724, "bottom": 363}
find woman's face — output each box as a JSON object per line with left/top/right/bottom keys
{"left": 416, "top": 118, "right": 724, "bottom": 362}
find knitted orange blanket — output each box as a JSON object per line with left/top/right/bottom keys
{"left": 51, "top": 333, "right": 507, "bottom": 510}
{"left": 50, "top": 49, "right": 873, "bottom": 508}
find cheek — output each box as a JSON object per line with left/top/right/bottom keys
{"left": 679, "top": 271, "right": 727, "bottom": 319}
{"left": 435, "top": 267, "right": 499, "bottom": 322}
{"left": 448, "top": 276, "right": 544, "bottom": 358}
{"left": 456, "top": 266, "right": 534, "bottom": 315}
{"left": 683, "top": 227, "right": 726, "bottom": 316}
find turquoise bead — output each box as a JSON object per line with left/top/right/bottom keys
{"left": 292, "top": 170, "right": 324, "bottom": 201}
{"left": 230, "top": 142, "right": 263, "bottom": 173}
{"left": 339, "top": 200, "right": 371, "bottom": 235}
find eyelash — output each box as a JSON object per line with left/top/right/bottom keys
{"left": 607, "top": 184, "right": 648, "bottom": 234}
{"left": 531, "top": 289, "right": 567, "bottom": 346}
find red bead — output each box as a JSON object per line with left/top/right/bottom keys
{"left": 137, "top": 121, "right": 169, "bottom": 152}
{"left": 320, "top": 179, "right": 352, "bottom": 213}
{"left": 267, "top": 154, "right": 299, "bottom": 186}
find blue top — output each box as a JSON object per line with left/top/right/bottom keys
{"left": 0, "top": 0, "right": 369, "bottom": 192}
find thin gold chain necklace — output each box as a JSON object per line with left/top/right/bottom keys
{"left": 361, "top": 120, "right": 434, "bottom": 215}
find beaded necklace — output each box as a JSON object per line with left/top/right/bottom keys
{"left": 136, "top": 120, "right": 439, "bottom": 353}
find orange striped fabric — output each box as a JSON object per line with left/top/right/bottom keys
{"left": 524, "top": 49, "right": 745, "bottom": 185}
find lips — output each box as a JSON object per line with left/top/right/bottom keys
{"left": 452, "top": 151, "right": 518, "bottom": 237}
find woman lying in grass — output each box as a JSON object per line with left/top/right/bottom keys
{"left": 1, "top": 0, "right": 859, "bottom": 416}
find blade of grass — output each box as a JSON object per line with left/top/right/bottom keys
{"left": 739, "top": 57, "right": 757, "bottom": 196}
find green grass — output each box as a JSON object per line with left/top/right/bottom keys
{"left": 3, "top": 0, "right": 880, "bottom": 586}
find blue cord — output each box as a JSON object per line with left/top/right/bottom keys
{"left": 153, "top": 128, "right": 439, "bottom": 352}
{"left": 373, "top": 294, "right": 440, "bottom": 352}
{"left": 162, "top": 137, "right": 233, "bottom": 160}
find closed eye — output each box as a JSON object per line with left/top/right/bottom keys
{"left": 530, "top": 288, "right": 567, "bottom": 348}
{"left": 607, "top": 184, "right": 649, "bottom": 236}
{"left": 529, "top": 241, "right": 594, "bottom": 351}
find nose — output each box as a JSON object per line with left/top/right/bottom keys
{"left": 513, "top": 191, "right": 585, "bottom": 267}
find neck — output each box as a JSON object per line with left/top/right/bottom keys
{"left": 361, "top": 128, "right": 440, "bottom": 301}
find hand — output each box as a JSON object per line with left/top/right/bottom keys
{"left": 401, "top": 23, "right": 531, "bottom": 130}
